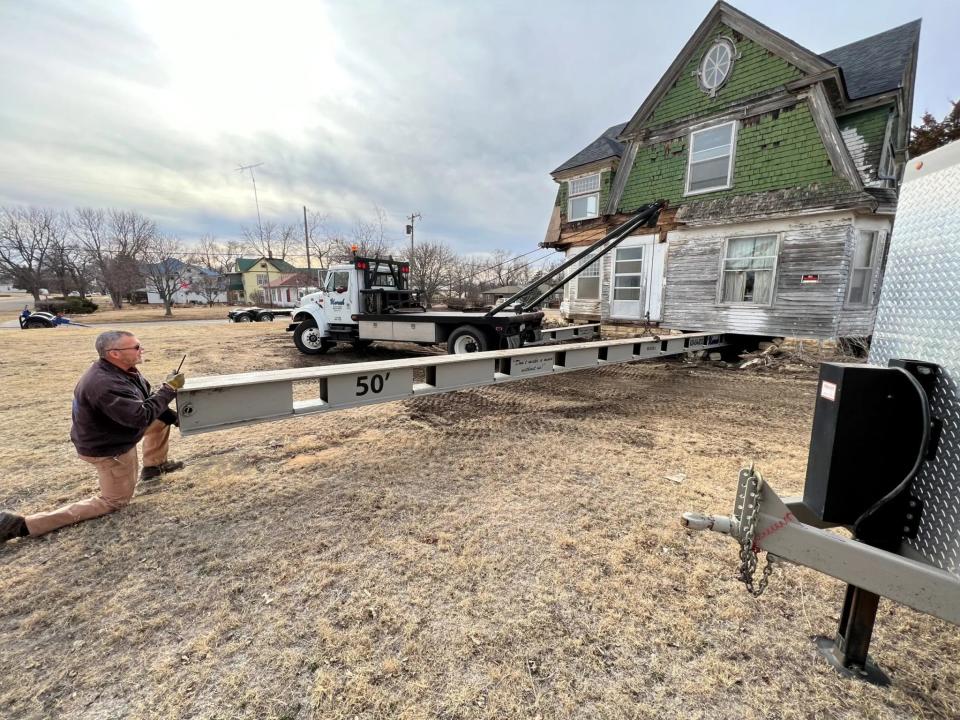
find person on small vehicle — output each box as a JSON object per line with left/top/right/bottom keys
{"left": 0, "top": 331, "right": 187, "bottom": 543}
{"left": 52, "top": 311, "right": 87, "bottom": 327}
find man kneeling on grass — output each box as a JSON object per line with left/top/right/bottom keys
{"left": 1, "top": 330, "right": 186, "bottom": 543}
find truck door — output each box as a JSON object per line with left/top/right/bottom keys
{"left": 324, "top": 269, "right": 355, "bottom": 324}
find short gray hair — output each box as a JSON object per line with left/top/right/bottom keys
{"left": 95, "top": 331, "right": 135, "bottom": 358}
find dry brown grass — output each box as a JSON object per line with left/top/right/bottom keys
{"left": 0, "top": 324, "right": 957, "bottom": 719}
{"left": 79, "top": 302, "right": 234, "bottom": 323}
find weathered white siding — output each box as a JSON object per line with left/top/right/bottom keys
{"left": 835, "top": 217, "right": 891, "bottom": 337}
{"left": 660, "top": 212, "right": 889, "bottom": 339}
{"left": 560, "top": 251, "right": 613, "bottom": 321}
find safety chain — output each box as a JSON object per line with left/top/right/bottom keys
{"left": 737, "top": 467, "right": 774, "bottom": 597}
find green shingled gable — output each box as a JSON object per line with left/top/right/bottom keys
{"left": 837, "top": 106, "right": 892, "bottom": 182}
{"left": 237, "top": 257, "right": 297, "bottom": 273}
{"left": 644, "top": 24, "right": 804, "bottom": 130}
{"left": 620, "top": 103, "right": 845, "bottom": 211}
{"left": 599, "top": 170, "right": 612, "bottom": 213}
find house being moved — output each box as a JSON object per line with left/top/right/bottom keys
{"left": 544, "top": 1, "right": 920, "bottom": 341}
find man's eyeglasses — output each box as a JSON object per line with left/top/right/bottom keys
{"left": 110, "top": 344, "right": 142, "bottom": 352}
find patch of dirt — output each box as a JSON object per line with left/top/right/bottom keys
{"left": 0, "top": 324, "right": 957, "bottom": 719}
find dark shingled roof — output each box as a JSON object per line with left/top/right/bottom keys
{"left": 821, "top": 20, "right": 921, "bottom": 100}
{"left": 553, "top": 123, "right": 627, "bottom": 174}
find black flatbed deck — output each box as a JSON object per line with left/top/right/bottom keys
{"left": 357, "top": 310, "right": 543, "bottom": 325}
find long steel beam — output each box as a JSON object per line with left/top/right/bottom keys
{"left": 177, "top": 332, "right": 725, "bottom": 435}
{"left": 534, "top": 323, "right": 601, "bottom": 343}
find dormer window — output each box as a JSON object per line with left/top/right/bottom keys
{"left": 697, "top": 38, "right": 736, "bottom": 96}
{"left": 567, "top": 173, "right": 601, "bottom": 221}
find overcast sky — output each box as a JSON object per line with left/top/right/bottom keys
{"left": 0, "top": 0, "right": 956, "bottom": 262}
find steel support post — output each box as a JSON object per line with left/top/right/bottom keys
{"left": 815, "top": 585, "right": 890, "bottom": 686}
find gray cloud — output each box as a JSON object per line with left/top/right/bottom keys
{"left": 0, "top": 0, "right": 954, "bottom": 257}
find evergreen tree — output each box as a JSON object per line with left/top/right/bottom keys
{"left": 909, "top": 100, "right": 960, "bottom": 156}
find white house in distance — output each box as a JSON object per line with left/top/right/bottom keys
{"left": 143, "top": 261, "right": 228, "bottom": 305}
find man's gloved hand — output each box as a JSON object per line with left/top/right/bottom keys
{"left": 164, "top": 371, "right": 186, "bottom": 390}
{"left": 159, "top": 408, "right": 180, "bottom": 427}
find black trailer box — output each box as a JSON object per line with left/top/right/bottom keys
{"left": 803, "top": 363, "right": 927, "bottom": 525}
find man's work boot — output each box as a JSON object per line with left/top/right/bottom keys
{"left": 139, "top": 460, "right": 185, "bottom": 482}
{"left": 0, "top": 511, "right": 28, "bottom": 543}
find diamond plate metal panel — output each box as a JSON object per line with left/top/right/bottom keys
{"left": 870, "top": 142, "right": 960, "bottom": 576}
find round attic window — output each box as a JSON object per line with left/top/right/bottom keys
{"left": 698, "top": 39, "right": 735, "bottom": 95}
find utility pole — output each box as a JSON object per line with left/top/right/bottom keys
{"left": 303, "top": 206, "right": 311, "bottom": 270}
{"left": 405, "top": 211, "right": 422, "bottom": 262}
{"left": 237, "top": 162, "right": 265, "bottom": 248}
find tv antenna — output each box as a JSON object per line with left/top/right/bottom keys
{"left": 237, "top": 162, "right": 265, "bottom": 242}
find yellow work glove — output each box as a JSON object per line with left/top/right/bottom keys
{"left": 164, "top": 371, "right": 186, "bottom": 390}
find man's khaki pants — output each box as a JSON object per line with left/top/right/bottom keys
{"left": 24, "top": 420, "right": 171, "bottom": 537}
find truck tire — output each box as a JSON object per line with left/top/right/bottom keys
{"left": 258, "top": 312, "right": 274, "bottom": 322}
{"left": 293, "top": 318, "right": 333, "bottom": 355}
{"left": 24, "top": 318, "right": 51, "bottom": 329}
{"left": 235, "top": 314, "right": 252, "bottom": 323}
{"left": 447, "top": 325, "right": 488, "bottom": 354}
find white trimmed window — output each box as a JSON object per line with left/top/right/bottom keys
{"left": 567, "top": 173, "right": 601, "bottom": 221}
{"left": 720, "top": 235, "right": 778, "bottom": 304}
{"left": 573, "top": 253, "right": 601, "bottom": 299}
{"left": 848, "top": 230, "right": 879, "bottom": 305}
{"left": 686, "top": 122, "right": 736, "bottom": 194}
{"left": 256, "top": 273, "right": 268, "bottom": 286}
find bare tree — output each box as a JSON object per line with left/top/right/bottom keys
{"left": 409, "top": 240, "right": 457, "bottom": 307}
{"left": 241, "top": 220, "right": 298, "bottom": 260}
{"left": 305, "top": 210, "right": 334, "bottom": 271}
{"left": 325, "top": 206, "right": 394, "bottom": 261}
{"left": 0, "top": 206, "right": 60, "bottom": 300}
{"left": 448, "top": 255, "right": 486, "bottom": 300}
{"left": 186, "top": 235, "right": 234, "bottom": 306}
{"left": 73, "top": 208, "right": 155, "bottom": 308}
{"left": 142, "top": 235, "right": 187, "bottom": 317}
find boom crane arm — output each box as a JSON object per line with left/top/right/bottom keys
{"left": 484, "top": 201, "right": 663, "bottom": 317}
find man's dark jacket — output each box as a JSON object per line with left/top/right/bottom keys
{"left": 70, "top": 359, "right": 176, "bottom": 457}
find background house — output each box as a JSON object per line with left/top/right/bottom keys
{"left": 545, "top": 1, "right": 919, "bottom": 341}
{"left": 141, "top": 259, "right": 227, "bottom": 305}
{"left": 264, "top": 272, "right": 323, "bottom": 307}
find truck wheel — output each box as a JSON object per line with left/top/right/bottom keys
{"left": 294, "top": 319, "right": 333, "bottom": 355}
{"left": 447, "top": 325, "right": 488, "bottom": 354}
{"left": 236, "top": 314, "right": 252, "bottom": 323}
{"left": 24, "top": 318, "right": 49, "bottom": 329}
{"left": 258, "top": 313, "right": 274, "bottom": 322}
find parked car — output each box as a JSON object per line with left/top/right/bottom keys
{"left": 227, "top": 307, "right": 291, "bottom": 323}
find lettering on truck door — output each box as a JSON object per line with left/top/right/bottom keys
{"left": 325, "top": 269, "right": 353, "bottom": 323}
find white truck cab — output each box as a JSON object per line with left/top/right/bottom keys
{"left": 287, "top": 253, "right": 543, "bottom": 355}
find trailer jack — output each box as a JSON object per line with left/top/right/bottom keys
{"left": 682, "top": 467, "right": 960, "bottom": 685}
